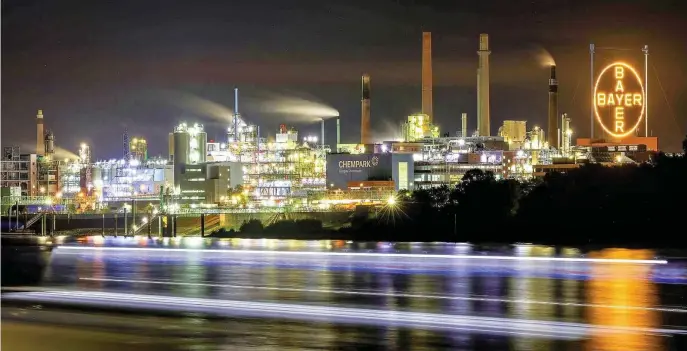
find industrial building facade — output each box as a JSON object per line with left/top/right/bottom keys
{"left": 326, "top": 153, "right": 414, "bottom": 191}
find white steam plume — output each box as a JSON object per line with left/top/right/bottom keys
{"left": 535, "top": 47, "right": 556, "bottom": 68}
{"left": 9, "top": 143, "right": 78, "bottom": 160}
{"left": 372, "top": 119, "right": 403, "bottom": 142}
{"left": 54, "top": 147, "right": 79, "bottom": 160}
{"left": 248, "top": 92, "right": 339, "bottom": 123}
{"left": 154, "top": 90, "right": 234, "bottom": 123}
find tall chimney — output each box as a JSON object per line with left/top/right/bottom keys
{"left": 422, "top": 32, "right": 433, "bottom": 123}
{"left": 320, "top": 118, "right": 325, "bottom": 148}
{"left": 336, "top": 118, "right": 341, "bottom": 152}
{"left": 547, "top": 65, "right": 559, "bottom": 148}
{"left": 361, "top": 74, "right": 371, "bottom": 144}
{"left": 233, "top": 88, "right": 239, "bottom": 142}
{"left": 36, "top": 110, "right": 44, "bottom": 156}
{"left": 461, "top": 113, "right": 467, "bottom": 138}
{"left": 477, "top": 34, "right": 491, "bottom": 137}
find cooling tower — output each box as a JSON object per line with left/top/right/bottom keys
{"left": 477, "top": 34, "right": 491, "bottom": 137}
{"left": 36, "top": 110, "right": 44, "bottom": 155}
{"left": 361, "top": 74, "right": 371, "bottom": 144}
{"left": 422, "top": 32, "right": 433, "bottom": 122}
{"left": 548, "top": 65, "right": 559, "bottom": 148}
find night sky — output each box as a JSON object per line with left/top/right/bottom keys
{"left": 3, "top": 0, "right": 686, "bottom": 157}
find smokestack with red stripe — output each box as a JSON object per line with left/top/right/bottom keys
{"left": 547, "top": 65, "right": 559, "bottom": 148}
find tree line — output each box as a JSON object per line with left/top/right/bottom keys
{"left": 349, "top": 149, "right": 687, "bottom": 246}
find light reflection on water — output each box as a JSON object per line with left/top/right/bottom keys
{"left": 587, "top": 249, "right": 662, "bottom": 351}
{"left": 3, "top": 238, "right": 686, "bottom": 350}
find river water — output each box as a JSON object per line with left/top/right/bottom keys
{"left": 2, "top": 236, "right": 687, "bottom": 350}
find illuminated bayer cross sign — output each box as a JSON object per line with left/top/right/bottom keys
{"left": 594, "top": 62, "right": 645, "bottom": 138}
{"left": 338, "top": 156, "right": 379, "bottom": 169}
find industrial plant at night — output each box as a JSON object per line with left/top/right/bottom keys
{"left": 5, "top": 3, "right": 687, "bottom": 350}
{"left": 1, "top": 33, "right": 661, "bottom": 234}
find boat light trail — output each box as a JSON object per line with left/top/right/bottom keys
{"left": 4, "top": 290, "right": 686, "bottom": 339}
{"left": 79, "top": 277, "right": 687, "bottom": 314}
{"left": 55, "top": 246, "right": 668, "bottom": 264}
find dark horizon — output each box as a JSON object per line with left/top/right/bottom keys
{"left": 3, "top": 0, "right": 686, "bottom": 157}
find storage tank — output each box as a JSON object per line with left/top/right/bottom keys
{"left": 196, "top": 131, "right": 207, "bottom": 164}
{"left": 173, "top": 129, "right": 190, "bottom": 187}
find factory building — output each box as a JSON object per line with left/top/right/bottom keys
{"left": 326, "top": 153, "right": 414, "bottom": 192}
{"left": 0, "top": 152, "right": 60, "bottom": 198}
{"left": 207, "top": 122, "right": 326, "bottom": 201}
{"left": 204, "top": 164, "right": 232, "bottom": 204}
{"left": 169, "top": 123, "right": 207, "bottom": 185}
{"left": 169, "top": 123, "right": 208, "bottom": 203}
{"left": 414, "top": 149, "right": 506, "bottom": 188}
{"left": 1, "top": 147, "right": 37, "bottom": 196}
{"left": 169, "top": 122, "right": 207, "bottom": 203}
{"left": 401, "top": 114, "right": 439, "bottom": 142}
{"left": 168, "top": 123, "right": 244, "bottom": 205}
{"left": 129, "top": 137, "right": 148, "bottom": 162}
{"left": 1, "top": 123, "right": 61, "bottom": 197}
{"left": 90, "top": 158, "right": 171, "bottom": 200}
{"left": 37, "top": 157, "right": 60, "bottom": 196}
{"left": 498, "top": 121, "right": 527, "bottom": 146}
{"left": 576, "top": 137, "right": 658, "bottom": 152}
{"left": 175, "top": 163, "right": 207, "bottom": 204}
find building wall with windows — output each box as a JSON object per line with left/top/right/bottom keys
{"left": 1, "top": 147, "right": 38, "bottom": 196}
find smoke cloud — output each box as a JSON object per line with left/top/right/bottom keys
{"left": 153, "top": 90, "right": 234, "bottom": 123}
{"left": 247, "top": 92, "right": 339, "bottom": 123}
{"left": 150, "top": 89, "right": 338, "bottom": 125}
{"left": 9, "top": 143, "right": 79, "bottom": 160}
{"left": 54, "top": 147, "right": 79, "bottom": 160}
{"left": 534, "top": 47, "right": 556, "bottom": 68}
{"left": 372, "top": 119, "right": 403, "bottom": 142}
